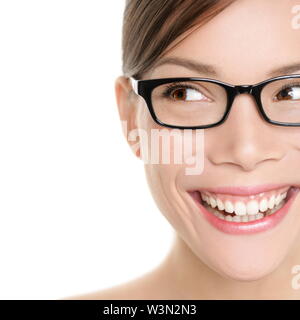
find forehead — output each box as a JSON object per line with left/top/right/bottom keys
{"left": 150, "top": 0, "right": 300, "bottom": 84}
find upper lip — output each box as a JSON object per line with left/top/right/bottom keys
{"left": 195, "top": 184, "right": 293, "bottom": 196}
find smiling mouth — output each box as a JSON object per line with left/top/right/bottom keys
{"left": 193, "top": 185, "right": 293, "bottom": 223}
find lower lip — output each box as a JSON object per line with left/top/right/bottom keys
{"left": 189, "top": 187, "right": 299, "bottom": 235}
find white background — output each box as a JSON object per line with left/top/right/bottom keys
{"left": 0, "top": 0, "right": 173, "bottom": 299}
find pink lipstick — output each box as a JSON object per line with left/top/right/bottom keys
{"left": 189, "top": 185, "right": 299, "bottom": 235}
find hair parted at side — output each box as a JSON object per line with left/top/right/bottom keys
{"left": 122, "top": 0, "right": 235, "bottom": 80}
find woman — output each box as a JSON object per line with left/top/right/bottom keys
{"left": 69, "top": 0, "right": 300, "bottom": 299}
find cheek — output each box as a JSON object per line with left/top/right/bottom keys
{"left": 284, "top": 128, "right": 300, "bottom": 149}
{"left": 137, "top": 108, "right": 204, "bottom": 177}
{"left": 140, "top": 132, "right": 205, "bottom": 240}
{"left": 136, "top": 101, "right": 206, "bottom": 213}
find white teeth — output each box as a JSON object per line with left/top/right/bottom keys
{"left": 268, "top": 195, "right": 275, "bottom": 209}
{"left": 282, "top": 192, "right": 287, "bottom": 199}
{"left": 209, "top": 197, "right": 217, "bottom": 208}
{"left": 224, "top": 200, "right": 234, "bottom": 213}
{"left": 201, "top": 189, "right": 289, "bottom": 222}
{"left": 204, "top": 196, "right": 286, "bottom": 223}
{"left": 246, "top": 200, "right": 259, "bottom": 215}
{"left": 216, "top": 198, "right": 225, "bottom": 211}
{"left": 225, "top": 215, "right": 233, "bottom": 221}
{"left": 259, "top": 198, "right": 268, "bottom": 212}
{"left": 255, "top": 213, "right": 264, "bottom": 219}
{"left": 241, "top": 215, "right": 249, "bottom": 222}
{"left": 234, "top": 201, "right": 247, "bottom": 216}
{"left": 232, "top": 215, "right": 241, "bottom": 222}
{"left": 218, "top": 212, "right": 225, "bottom": 220}
{"left": 248, "top": 215, "right": 256, "bottom": 221}
{"left": 271, "top": 198, "right": 285, "bottom": 213}
{"left": 274, "top": 194, "right": 281, "bottom": 206}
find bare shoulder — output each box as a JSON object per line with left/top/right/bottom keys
{"left": 60, "top": 265, "right": 173, "bottom": 300}
{"left": 62, "top": 281, "right": 148, "bottom": 300}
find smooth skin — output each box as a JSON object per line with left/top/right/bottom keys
{"left": 65, "top": 0, "right": 300, "bottom": 299}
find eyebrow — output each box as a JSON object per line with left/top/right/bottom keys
{"left": 153, "top": 56, "right": 300, "bottom": 78}
{"left": 152, "top": 57, "right": 218, "bottom": 77}
{"left": 267, "top": 63, "right": 300, "bottom": 77}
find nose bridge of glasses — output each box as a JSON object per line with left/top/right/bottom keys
{"left": 235, "top": 85, "right": 253, "bottom": 95}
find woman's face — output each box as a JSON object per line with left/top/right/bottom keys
{"left": 117, "top": 0, "right": 300, "bottom": 281}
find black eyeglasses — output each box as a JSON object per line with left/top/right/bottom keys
{"left": 129, "top": 74, "right": 300, "bottom": 129}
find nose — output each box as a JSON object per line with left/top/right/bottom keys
{"left": 206, "top": 93, "right": 285, "bottom": 172}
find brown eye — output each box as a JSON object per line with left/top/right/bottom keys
{"left": 276, "top": 86, "right": 300, "bottom": 101}
{"left": 168, "top": 87, "right": 208, "bottom": 102}
{"left": 171, "top": 88, "right": 186, "bottom": 100}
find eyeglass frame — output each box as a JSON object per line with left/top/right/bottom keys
{"left": 129, "top": 74, "right": 300, "bottom": 129}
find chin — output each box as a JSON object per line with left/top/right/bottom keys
{"left": 189, "top": 238, "right": 288, "bottom": 283}
{"left": 213, "top": 260, "right": 280, "bottom": 282}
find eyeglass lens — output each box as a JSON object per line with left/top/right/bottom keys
{"left": 150, "top": 78, "right": 300, "bottom": 127}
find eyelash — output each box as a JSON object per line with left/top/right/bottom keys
{"left": 161, "top": 81, "right": 300, "bottom": 100}
{"left": 162, "top": 82, "right": 202, "bottom": 98}
{"left": 278, "top": 81, "right": 300, "bottom": 92}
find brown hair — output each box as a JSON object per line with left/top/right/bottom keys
{"left": 122, "top": 0, "right": 235, "bottom": 79}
